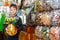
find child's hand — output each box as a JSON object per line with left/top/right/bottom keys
{"left": 5, "top": 28, "right": 9, "bottom": 34}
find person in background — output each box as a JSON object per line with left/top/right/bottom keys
{"left": 6, "top": 4, "right": 23, "bottom": 40}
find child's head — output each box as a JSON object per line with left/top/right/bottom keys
{"left": 10, "top": 4, "right": 17, "bottom": 15}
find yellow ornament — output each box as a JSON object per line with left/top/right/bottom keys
{"left": 6, "top": 24, "right": 17, "bottom": 36}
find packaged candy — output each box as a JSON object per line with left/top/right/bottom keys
{"left": 40, "top": 13, "right": 52, "bottom": 25}
{"left": 50, "top": 10, "right": 60, "bottom": 25}
{"left": 23, "top": 0, "right": 35, "bottom": 7}
{"left": 35, "top": 26, "right": 50, "bottom": 40}
{"left": 49, "top": 27, "right": 60, "bottom": 40}
{"left": 35, "top": 0, "right": 45, "bottom": 11}
{"left": 36, "top": 12, "right": 52, "bottom": 26}
{"left": 35, "top": 26, "right": 42, "bottom": 38}
{"left": 35, "top": 13, "right": 42, "bottom": 25}
{"left": 45, "top": 0, "right": 59, "bottom": 9}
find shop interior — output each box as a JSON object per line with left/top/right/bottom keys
{"left": 0, "top": 0, "right": 60, "bottom": 40}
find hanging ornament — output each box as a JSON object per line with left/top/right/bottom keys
{"left": 6, "top": 24, "right": 18, "bottom": 36}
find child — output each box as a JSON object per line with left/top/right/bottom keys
{"left": 6, "top": 4, "right": 23, "bottom": 40}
